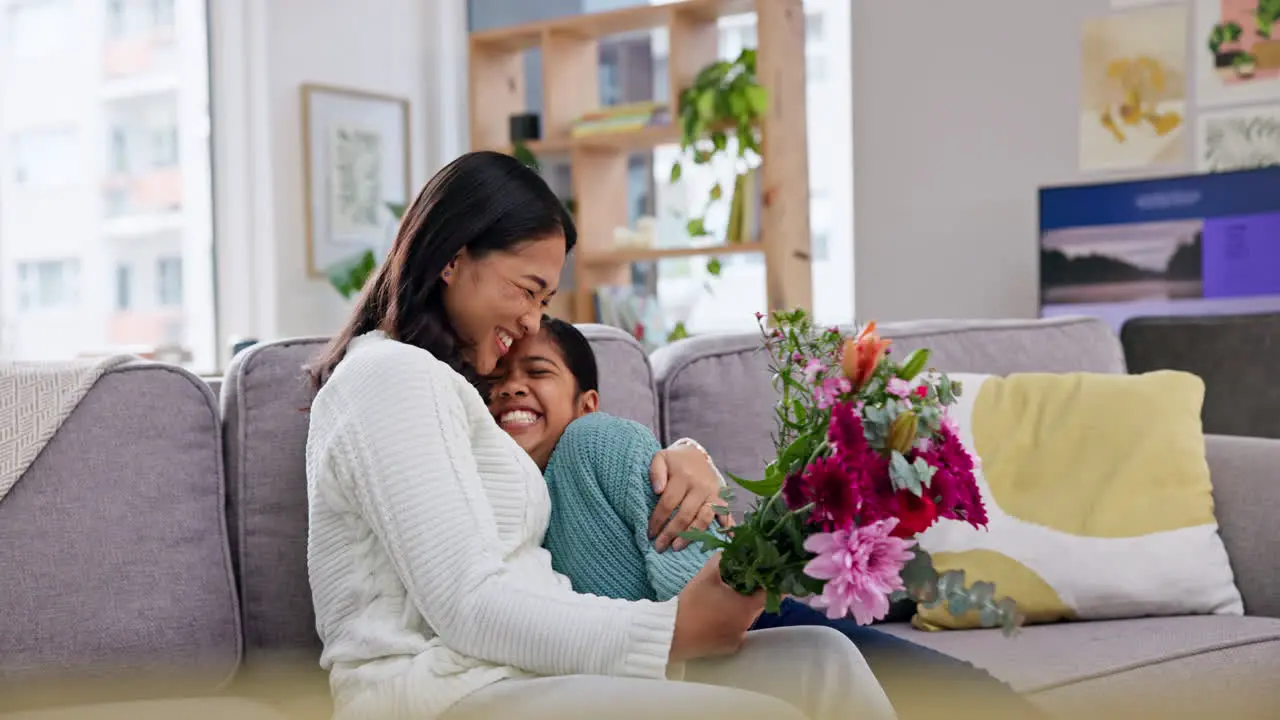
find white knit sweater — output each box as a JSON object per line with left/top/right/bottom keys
{"left": 305, "top": 331, "right": 679, "bottom": 720}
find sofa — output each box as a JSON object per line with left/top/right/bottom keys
{"left": 1, "top": 316, "right": 1277, "bottom": 719}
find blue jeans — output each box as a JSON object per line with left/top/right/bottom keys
{"left": 750, "top": 599, "right": 1045, "bottom": 719}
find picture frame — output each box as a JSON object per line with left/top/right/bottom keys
{"left": 301, "top": 83, "right": 411, "bottom": 279}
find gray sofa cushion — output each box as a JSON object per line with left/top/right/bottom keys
{"left": 877, "top": 616, "right": 1280, "bottom": 718}
{"left": 221, "top": 325, "right": 659, "bottom": 665}
{"left": 0, "top": 363, "right": 240, "bottom": 696}
{"left": 650, "top": 316, "right": 1126, "bottom": 514}
{"left": 1121, "top": 313, "right": 1280, "bottom": 439}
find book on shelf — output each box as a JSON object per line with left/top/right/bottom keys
{"left": 571, "top": 101, "right": 670, "bottom": 138}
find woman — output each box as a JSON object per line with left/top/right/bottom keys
{"left": 303, "top": 151, "right": 894, "bottom": 720}
{"left": 487, "top": 317, "right": 1050, "bottom": 720}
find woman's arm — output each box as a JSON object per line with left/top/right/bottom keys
{"left": 323, "top": 345, "right": 675, "bottom": 680}
{"left": 556, "top": 414, "right": 718, "bottom": 602}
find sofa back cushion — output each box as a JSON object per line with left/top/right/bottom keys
{"left": 0, "top": 363, "right": 241, "bottom": 698}
{"left": 650, "top": 316, "right": 1126, "bottom": 517}
{"left": 221, "top": 325, "right": 659, "bottom": 665}
{"left": 1121, "top": 313, "right": 1280, "bottom": 439}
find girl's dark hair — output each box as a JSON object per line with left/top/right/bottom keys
{"left": 307, "top": 151, "right": 576, "bottom": 391}
{"left": 539, "top": 315, "right": 599, "bottom": 394}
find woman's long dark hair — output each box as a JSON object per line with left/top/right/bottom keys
{"left": 307, "top": 151, "right": 576, "bottom": 391}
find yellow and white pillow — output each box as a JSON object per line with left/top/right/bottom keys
{"left": 914, "top": 370, "right": 1243, "bottom": 630}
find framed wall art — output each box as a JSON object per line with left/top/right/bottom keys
{"left": 301, "top": 83, "right": 411, "bottom": 279}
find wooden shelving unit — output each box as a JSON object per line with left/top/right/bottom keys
{"left": 468, "top": 0, "right": 812, "bottom": 324}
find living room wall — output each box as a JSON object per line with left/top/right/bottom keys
{"left": 850, "top": 0, "right": 1188, "bottom": 323}
{"left": 209, "top": 0, "right": 466, "bottom": 358}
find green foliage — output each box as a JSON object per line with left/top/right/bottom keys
{"left": 1208, "top": 21, "right": 1243, "bottom": 54}
{"left": 901, "top": 548, "right": 1023, "bottom": 637}
{"left": 668, "top": 48, "right": 768, "bottom": 277}
{"left": 326, "top": 250, "right": 378, "bottom": 300}
{"left": 1258, "top": 0, "right": 1280, "bottom": 38}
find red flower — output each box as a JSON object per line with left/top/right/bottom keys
{"left": 914, "top": 385, "right": 929, "bottom": 399}
{"left": 827, "top": 402, "right": 897, "bottom": 525}
{"left": 890, "top": 490, "right": 939, "bottom": 538}
{"left": 783, "top": 458, "right": 860, "bottom": 531}
{"left": 912, "top": 425, "right": 987, "bottom": 529}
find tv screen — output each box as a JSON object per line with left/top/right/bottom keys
{"left": 1038, "top": 166, "right": 1280, "bottom": 332}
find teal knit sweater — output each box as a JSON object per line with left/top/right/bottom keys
{"left": 542, "top": 412, "right": 716, "bottom": 602}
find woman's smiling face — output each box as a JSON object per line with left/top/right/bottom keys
{"left": 487, "top": 329, "right": 597, "bottom": 470}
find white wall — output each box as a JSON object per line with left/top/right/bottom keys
{"left": 851, "top": 0, "right": 1159, "bottom": 323}
{"left": 209, "top": 0, "right": 467, "bottom": 362}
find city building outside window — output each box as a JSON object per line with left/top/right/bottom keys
{"left": 0, "top": 0, "right": 216, "bottom": 368}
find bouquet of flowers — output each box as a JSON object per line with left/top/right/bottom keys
{"left": 684, "top": 309, "right": 1022, "bottom": 635}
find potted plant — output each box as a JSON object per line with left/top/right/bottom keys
{"left": 1234, "top": 51, "right": 1258, "bottom": 78}
{"left": 1257, "top": 0, "right": 1280, "bottom": 39}
{"left": 668, "top": 48, "right": 768, "bottom": 277}
{"left": 1208, "top": 21, "right": 1244, "bottom": 68}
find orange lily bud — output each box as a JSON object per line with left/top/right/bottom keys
{"left": 841, "top": 321, "right": 892, "bottom": 390}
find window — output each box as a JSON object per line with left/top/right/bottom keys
{"left": 8, "top": 0, "right": 69, "bottom": 59}
{"left": 11, "top": 128, "right": 78, "bottom": 188}
{"left": 109, "top": 127, "right": 130, "bottom": 173}
{"left": 805, "top": 12, "right": 824, "bottom": 44}
{"left": 149, "top": 125, "right": 178, "bottom": 167}
{"left": 151, "top": 0, "right": 175, "bottom": 28}
{"left": 106, "top": 0, "right": 127, "bottom": 38}
{"left": 0, "top": 0, "right": 216, "bottom": 367}
{"left": 17, "top": 260, "right": 80, "bottom": 310}
{"left": 157, "top": 256, "right": 182, "bottom": 306}
{"left": 115, "top": 264, "right": 133, "bottom": 310}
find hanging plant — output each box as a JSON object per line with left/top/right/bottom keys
{"left": 668, "top": 48, "right": 768, "bottom": 276}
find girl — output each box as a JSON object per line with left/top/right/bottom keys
{"left": 488, "top": 316, "right": 1049, "bottom": 720}
{"left": 303, "top": 151, "right": 893, "bottom": 720}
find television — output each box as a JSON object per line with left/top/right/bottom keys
{"left": 1038, "top": 166, "right": 1280, "bottom": 332}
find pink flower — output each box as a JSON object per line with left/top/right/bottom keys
{"left": 814, "top": 375, "right": 852, "bottom": 409}
{"left": 803, "top": 519, "right": 916, "bottom": 624}
{"left": 803, "top": 358, "right": 825, "bottom": 384}
{"left": 886, "top": 377, "right": 911, "bottom": 398}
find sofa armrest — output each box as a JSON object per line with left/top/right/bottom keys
{"left": 1206, "top": 434, "right": 1280, "bottom": 618}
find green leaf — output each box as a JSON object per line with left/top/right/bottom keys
{"left": 897, "top": 348, "right": 930, "bottom": 380}
{"left": 726, "top": 470, "right": 783, "bottom": 498}
{"left": 385, "top": 202, "right": 407, "bottom": 220}
{"left": 889, "top": 451, "right": 923, "bottom": 496}
{"left": 706, "top": 257, "right": 722, "bottom": 276}
{"left": 744, "top": 85, "right": 769, "bottom": 116}
{"left": 709, "top": 182, "right": 723, "bottom": 200}
{"left": 669, "top": 162, "right": 683, "bottom": 183}
{"left": 696, "top": 90, "right": 716, "bottom": 120}
{"left": 686, "top": 218, "right": 709, "bottom": 237}
{"left": 711, "top": 131, "right": 728, "bottom": 152}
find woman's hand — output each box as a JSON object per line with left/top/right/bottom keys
{"left": 670, "top": 554, "right": 765, "bottom": 663}
{"left": 648, "top": 442, "right": 731, "bottom": 552}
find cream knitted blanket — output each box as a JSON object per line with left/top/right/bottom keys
{"left": 0, "top": 355, "right": 134, "bottom": 504}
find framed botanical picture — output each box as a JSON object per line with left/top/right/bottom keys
{"left": 301, "top": 83, "right": 411, "bottom": 279}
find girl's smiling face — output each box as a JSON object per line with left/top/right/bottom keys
{"left": 488, "top": 328, "right": 598, "bottom": 470}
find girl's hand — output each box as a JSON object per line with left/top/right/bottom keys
{"left": 648, "top": 442, "right": 730, "bottom": 552}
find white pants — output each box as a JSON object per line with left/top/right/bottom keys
{"left": 443, "top": 626, "right": 897, "bottom": 720}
